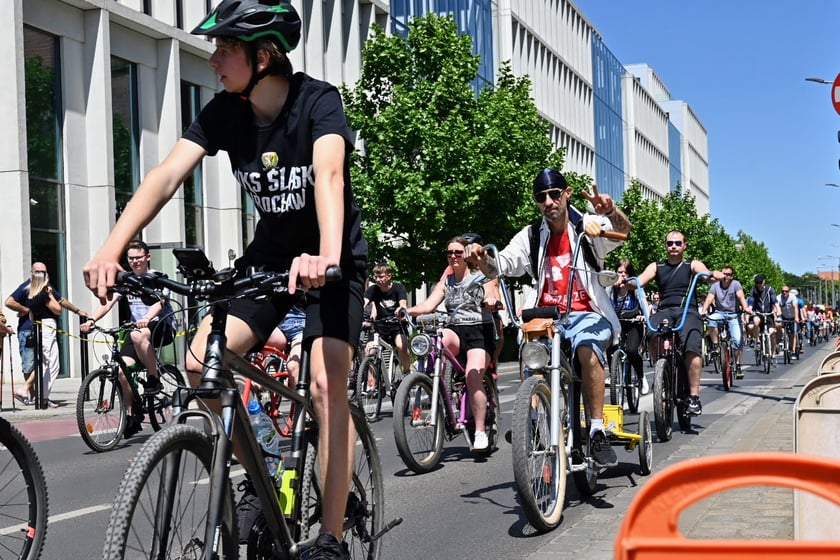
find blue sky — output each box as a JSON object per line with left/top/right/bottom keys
{"left": 573, "top": 0, "right": 840, "bottom": 276}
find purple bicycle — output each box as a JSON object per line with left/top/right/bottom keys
{"left": 392, "top": 312, "right": 501, "bottom": 474}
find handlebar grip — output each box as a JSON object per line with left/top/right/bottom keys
{"left": 600, "top": 230, "right": 628, "bottom": 241}
{"left": 325, "top": 266, "right": 342, "bottom": 283}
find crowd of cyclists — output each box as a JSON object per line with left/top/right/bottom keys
{"left": 67, "top": 1, "right": 840, "bottom": 556}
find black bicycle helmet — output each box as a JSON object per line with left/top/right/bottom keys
{"left": 191, "top": 0, "right": 301, "bottom": 53}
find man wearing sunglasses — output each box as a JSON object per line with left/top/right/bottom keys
{"left": 701, "top": 266, "right": 750, "bottom": 378}
{"left": 776, "top": 285, "right": 801, "bottom": 360}
{"left": 632, "top": 231, "right": 723, "bottom": 417}
{"left": 468, "top": 168, "right": 631, "bottom": 468}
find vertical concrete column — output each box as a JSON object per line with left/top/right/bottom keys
{"left": 141, "top": 38, "right": 185, "bottom": 247}
{"left": 198, "top": 86, "right": 244, "bottom": 269}
{"left": 0, "top": 0, "right": 30, "bottom": 302}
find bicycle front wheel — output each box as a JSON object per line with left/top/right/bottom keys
{"left": 608, "top": 351, "right": 622, "bottom": 407}
{"left": 76, "top": 368, "right": 126, "bottom": 452}
{"left": 0, "top": 417, "right": 48, "bottom": 560}
{"left": 392, "top": 371, "right": 445, "bottom": 474}
{"left": 510, "top": 375, "right": 566, "bottom": 533}
{"left": 300, "top": 404, "right": 384, "bottom": 559}
{"left": 147, "top": 364, "right": 186, "bottom": 431}
{"left": 652, "top": 358, "right": 673, "bottom": 442}
{"left": 102, "top": 424, "right": 238, "bottom": 559}
{"left": 356, "top": 356, "right": 384, "bottom": 421}
{"left": 721, "top": 344, "right": 732, "bottom": 391}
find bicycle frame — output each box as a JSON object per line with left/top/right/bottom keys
{"left": 364, "top": 326, "right": 400, "bottom": 397}
{"left": 89, "top": 324, "right": 149, "bottom": 411}
{"left": 412, "top": 315, "right": 473, "bottom": 438}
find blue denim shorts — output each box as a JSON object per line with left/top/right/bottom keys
{"left": 17, "top": 329, "right": 34, "bottom": 375}
{"left": 557, "top": 311, "right": 613, "bottom": 367}
{"left": 278, "top": 306, "right": 306, "bottom": 343}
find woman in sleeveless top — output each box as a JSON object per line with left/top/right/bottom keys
{"left": 406, "top": 236, "right": 496, "bottom": 452}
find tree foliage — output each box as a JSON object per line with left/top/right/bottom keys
{"left": 341, "top": 14, "right": 559, "bottom": 288}
{"left": 608, "top": 182, "right": 786, "bottom": 294}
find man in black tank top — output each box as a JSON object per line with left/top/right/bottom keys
{"left": 630, "top": 231, "right": 723, "bottom": 417}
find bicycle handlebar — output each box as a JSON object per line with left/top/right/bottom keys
{"left": 114, "top": 266, "right": 342, "bottom": 303}
{"left": 629, "top": 272, "right": 711, "bottom": 334}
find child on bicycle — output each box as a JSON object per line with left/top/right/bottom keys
{"left": 83, "top": 2, "right": 367, "bottom": 557}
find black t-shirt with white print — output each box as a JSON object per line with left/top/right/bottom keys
{"left": 183, "top": 72, "right": 367, "bottom": 272}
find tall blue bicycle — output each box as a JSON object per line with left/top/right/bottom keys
{"left": 629, "top": 272, "right": 710, "bottom": 442}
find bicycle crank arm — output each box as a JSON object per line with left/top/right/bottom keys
{"left": 369, "top": 517, "right": 404, "bottom": 542}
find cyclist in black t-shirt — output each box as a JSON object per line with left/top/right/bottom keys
{"left": 363, "top": 263, "right": 411, "bottom": 372}
{"left": 83, "top": 2, "right": 366, "bottom": 556}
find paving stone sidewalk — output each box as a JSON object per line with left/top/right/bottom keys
{"left": 527, "top": 348, "right": 829, "bottom": 560}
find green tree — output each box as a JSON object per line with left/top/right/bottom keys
{"left": 342, "top": 13, "right": 559, "bottom": 288}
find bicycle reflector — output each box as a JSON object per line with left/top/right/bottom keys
{"left": 410, "top": 333, "right": 432, "bottom": 357}
{"left": 521, "top": 341, "right": 550, "bottom": 370}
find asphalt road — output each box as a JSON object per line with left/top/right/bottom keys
{"left": 11, "top": 343, "right": 824, "bottom": 559}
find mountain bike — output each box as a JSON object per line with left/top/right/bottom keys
{"left": 707, "top": 316, "right": 734, "bottom": 391}
{"left": 495, "top": 229, "right": 631, "bottom": 532}
{"left": 76, "top": 322, "right": 185, "bottom": 452}
{"left": 608, "top": 318, "right": 643, "bottom": 413}
{"left": 356, "top": 317, "right": 405, "bottom": 421}
{"left": 632, "top": 272, "right": 709, "bottom": 442}
{"left": 0, "top": 416, "right": 48, "bottom": 560}
{"left": 754, "top": 312, "right": 776, "bottom": 374}
{"left": 392, "top": 309, "right": 501, "bottom": 474}
{"left": 101, "top": 254, "right": 399, "bottom": 559}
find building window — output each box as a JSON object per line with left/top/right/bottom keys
{"left": 24, "top": 26, "right": 71, "bottom": 377}
{"left": 111, "top": 58, "right": 140, "bottom": 220}
{"left": 181, "top": 82, "right": 204, "bottom": 248}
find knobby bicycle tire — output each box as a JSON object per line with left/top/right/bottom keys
{"left": 147, "top": 364, "right": 186, "bottom": 431}
{"left": 676, "top": 362, "right": 692, "bottom": 432}
{"left": 299, "top": 404, "right": 384, "bottom": 559}
{"left": 76, "top": 368, "right": 126, "bottom": 452}
{"left": 102, "top": 423, "right": 238, "bottom": 559}
{"left": 0, "top": 416, "right": 48, "bottom": 560}
{"left": 483, "top": 372, "right": 501, "bottom": 452}
{"left": 355, "top": 356, "right": 383, "bottom": 421}
{"left": 652, "top": 358, "right": 673, "bottom": 442}
{"left": 392, "top": 371, "right": 445, "bottom": 474}
{"left": 510, "top": 376, "right": 566, "bottom": 533}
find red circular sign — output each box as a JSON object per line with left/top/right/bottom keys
{"left": 832, "top": 73, "right": 840, "bottom": 116}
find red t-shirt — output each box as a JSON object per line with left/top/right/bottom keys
{"left": 539, "top": 230, "right": 593, "bottom": 312}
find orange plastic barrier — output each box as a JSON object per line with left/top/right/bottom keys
{"left": 614, "top": 452, "right": 840, "bottom": 560}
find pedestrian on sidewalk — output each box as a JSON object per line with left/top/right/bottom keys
{"left": 4, "top": 262, "right": 87, "bottom": 406}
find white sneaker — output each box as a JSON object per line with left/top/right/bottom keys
{"left": 640, "top": 374, "right": 651, "bottom": 395}
{"left": 473, "top": 430, "right": 489, "bottom": 451}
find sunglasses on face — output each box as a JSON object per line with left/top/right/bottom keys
{"left": 666, "top": 240, "right": 684, "bottom": 247}
{"left": 534, "top": 189, "right": 566, "bottom": 204}
{"left": 127, "top": 255, "right": 148, "bottom": 261}
{"left": 723, "top": 272, "right": 733, "bottom": 277}
{"left": 782, "top": 290, "right": 789, "bottom": 294}
{"left": 445, "top": 250, "right": 464, "bottom": 257}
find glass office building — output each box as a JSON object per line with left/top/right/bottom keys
{"left": 390, "top": 0, "right": 494, "bottom": 91}
{"left": 591, "top": 35, "right": 625, "bottom": 201}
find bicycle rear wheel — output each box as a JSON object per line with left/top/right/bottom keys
{"left": 299, "top": 404, "right": 384, "bottom": 559}
{"left": 652, "top": 358, "right": 673, "bottom": 442}
{"left": 392, "top": 371, "right": 445, "bottom": 474}
{"left": 147, "top": 364, "right": 186, "bottom": 431}
{"left": 0, "top": 417, "right": 48, "bottom": 560}
{"left": 102, "top": 424, "right": 238, "bottom": 559}
{"left": 510, "top": 375, "right": 565, "bottom": 533}
{"left": 76, "top": 368, "right": 126, "bottom": 452}
{"left": 356, "top": 356, "right": 384, "bottom": 421}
